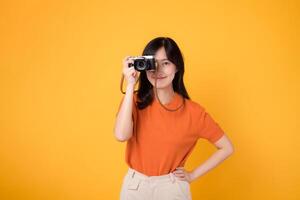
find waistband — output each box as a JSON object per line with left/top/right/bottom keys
{"left": 127, "top": 167, "right": 176, "bottom": 183}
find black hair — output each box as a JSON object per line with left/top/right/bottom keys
{"left": 136, "top": 37, "right": 190, "bottom": 109}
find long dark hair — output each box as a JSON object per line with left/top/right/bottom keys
{"left": 136, "top": 37, "right": 190, "bottom": 109}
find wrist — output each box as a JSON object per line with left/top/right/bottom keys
{"left": 190, "top": 171, "right": 198, "bottom": 182}
{"left": 126, "top": 83, "right": 135, "bottom": 91}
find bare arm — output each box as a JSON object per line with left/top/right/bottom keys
{"left": 114, "top": 83, "right": 135, "bottom": 142}
{"left": 114, "top": 56, "right": 139, "bottom": 142}
{"left": 190, "top": 134, "right": 234, "bottom": 182}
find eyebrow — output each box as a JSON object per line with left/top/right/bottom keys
{"left": 156, "top": 58, "right": 169, "bottom": 61}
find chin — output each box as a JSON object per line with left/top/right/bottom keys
{"left": 150, "top": 82, "right": 171, "bottom": 89}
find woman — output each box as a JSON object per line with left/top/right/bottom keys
{"left": 114, "top": 37, "right": 234, "bottom": 200}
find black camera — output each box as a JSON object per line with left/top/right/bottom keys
{"left": 128, "top": 55, "right": 156, "bottom": 71}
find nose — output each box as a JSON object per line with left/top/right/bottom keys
{"left": 152, "top": 63, "right": 164, "bottom": 72}
{"left": 148, "top": 62, "right": 165, "bottom": 77}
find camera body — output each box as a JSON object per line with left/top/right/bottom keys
{"left": 128, "top": 55, "right": 156, "bottom": 71}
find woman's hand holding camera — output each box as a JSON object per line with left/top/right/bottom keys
{"left": 122, "top": 56, "right": 139, "bottom": 86}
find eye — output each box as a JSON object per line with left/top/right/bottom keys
{"left": 163, "top": 62, "right": 170, "bottom": 65}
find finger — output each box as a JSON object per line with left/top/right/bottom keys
{"left": 124, "top": 67, "right": 132, "bottom": 74}
{"left": 173, "top": 172, "right": 183, "bottom": 176}
{"left": 174, "top": 174, "right": 185, "bottom": 178}
{"left": 128, "top": 60, "right": 134, "bottom": 63}
{"left": 127, "top": 57, "right": 134, "bottom": 62}
{"left": 173, "top": 170, "right": 184, "bottom": 174}
{"left": 173, "top": 169, "right": 182, "bottom": 172}
{"left": 127, "top": 61, "right": 134, "bottom": 68}
{"left": 174, "top": 173, "right": 186, "bottom": 178}
{"left": 123, "top": 56, "right": 131, "bottom": 62}
{"left": 131, "top": 70, "right": 136, "bottom": 76}
{"left": 124, "top": 56, "right": 134, "bottom": 64}
{"left": 124, "top": 70, "right": 134, "bottom": 77}
{"left": 175, "top": 174, "right": 185, "bottom": 178}
{"left": 176, "top": 167, "right": 184, "bottom": 170}
{"left": 126, "top": 67, "right": 135, "bottom": 73}
{"left": 174, "top": 169, "right": 184, "bottom": 173}
{"left": 174, "top": 176, "right": 186, "bottom": 181}
{"left": 129, "top": 68, "right": 136, "bottom": 73}
{"left": 173, "top": 172, "right": 184, "bottom": 176}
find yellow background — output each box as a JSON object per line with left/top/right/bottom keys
{"left": 1, "top": 0, "right": 299, "bottom": 199}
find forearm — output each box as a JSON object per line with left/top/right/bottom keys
{"left": 190, "top": 149, "right": 233, "bottom": 182}
{"left": 114, "top": 83, "right": 135, "bottom": 141}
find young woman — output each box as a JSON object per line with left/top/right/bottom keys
{"left": 114, "top": 37, "right": 234, "bottom": 200}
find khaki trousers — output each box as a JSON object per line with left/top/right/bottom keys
{"left": 120, "top": 167, "right": 192, "bottom": 200}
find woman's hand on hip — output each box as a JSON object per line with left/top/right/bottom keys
{"left": 172, "top": 167, "right": 195, "bottom": 183}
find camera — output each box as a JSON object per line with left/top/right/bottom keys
{"left": 128, "top": 55, "right": 156, "bottom": 71}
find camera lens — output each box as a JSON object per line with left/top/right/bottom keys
{"left": 136, "top": 60, "right": 146, "bottom": 70}
{"left": 138, "top": 61, "right": 144, "bottom": 68}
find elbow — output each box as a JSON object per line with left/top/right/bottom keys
{"left": 227, "top": 145, "right": 235, "bottom": 155}
{"left": 113, "top": 122, "right": 134, "bottom": 142}
{"left": 219, "top": 144, "right": 234, "bottom": 156}
{"left": 114, "top": 131, "right": 132, "bottom": 142}
{"left": 115, "top": 135, "right": 128, "bottom": 142}
{"left": 115, "top": 138, "right": 127, "bottom": 142}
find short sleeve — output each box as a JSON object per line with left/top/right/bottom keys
{"left": 197, "top": 105, "right": 225, "bottom": 143}
{"left": 115, "top": 94, "right": 138, "bottom": 123}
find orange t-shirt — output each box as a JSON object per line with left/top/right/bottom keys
{"left": 116, "top": 92, "right": 225, "bottom": 176}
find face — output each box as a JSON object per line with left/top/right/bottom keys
{"left": 146, "top": 47, "right": 178, "bottom": 89}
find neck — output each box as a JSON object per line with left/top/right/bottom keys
{"left": 152, "top": 86, "right": 175, "bottom": 105}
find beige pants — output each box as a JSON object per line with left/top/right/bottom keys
{"left": 120, "top": 167, "right": 192, "bottom": 200}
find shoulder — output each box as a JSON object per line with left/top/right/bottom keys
{"left": 184, "top": 97, "right": 205, "bottom": 112}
